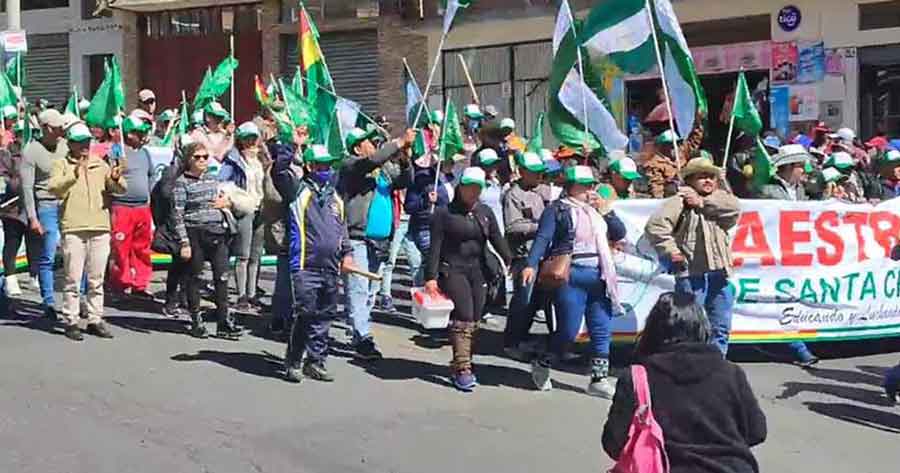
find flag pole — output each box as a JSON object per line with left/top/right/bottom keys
{"left": 431, "top": 92, "right": 452, "bottom": 213}
{"left": 294, "top": 75, "right": 389, "bottom": 136}
{"left": 644, "top": 0, "right": 681, "bottom": 170}
{"left": 230, "top": 34, "right": 236, "bottom": 120}
{"left": 301, "top": 4, "right": 337, "bottom": 97}
{"left": 456, "top": 54, "right": 479, "bottom": 105}
{"left": 402, "top": 57, "right": 431, "bottom": 122}
{"left": 277, "top": 78, "right": 296, "bottom": 124}
{"left": 722, "top": 70, "right": 743, "bottom": 168}
{"left": 412, "top": 30, "right": 448, "bottom": 131}
{"left": 564, "top": 0, "right": 589, "bottom": 140}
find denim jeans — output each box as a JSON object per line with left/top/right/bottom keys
{"left": 675, "top": 270, "right": 735, "bottom": 356}
{"left": 379, "top": 217, "right": 422, "bottom": 295}
{"left": 343, "top": 239, "right": 386, "bottom": 343}
{"left": 272, "top": 254, "right": 294, "bottom": 326}
{"left": 554, "top": 265, "right": 613, "bottom": 359}
{"left": 409, "top": 227, "right": 431, "bottom": 287}
{"left": 37, "top": 203, "right": 61, "bottom": 308}
{"left": 504, "top": 259, "right": 552, "bottom": 348}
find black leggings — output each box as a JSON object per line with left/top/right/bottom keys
{"left": 1, "top": 217, "right": 38, "bottom": 277}
{"left": 186, "top": 228, "right": 230, "bottom": 321}
{"left": 165, "top": 255, "right": 190, "bottom": 306}
{"left": 438, "top": 265, "right": 487, "bottom": 323}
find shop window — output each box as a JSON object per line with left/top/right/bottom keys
{"left": 860, "top": 1, "right": 900, "bottom": 30}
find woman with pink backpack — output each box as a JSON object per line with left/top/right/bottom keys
{"left": 602, "top": 293, "right": 767, "bottom": 473}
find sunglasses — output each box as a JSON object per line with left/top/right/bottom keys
{"left": 193, "top": 154, "right": 210, "bottom": 161}
{"left": 142, "top": 99, "right": 156, "bottom": 105}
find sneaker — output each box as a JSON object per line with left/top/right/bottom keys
{"left": 64, "top": 324, "right": 83, "bottom": 341}
{"left": 452, "top": 370, "right": 477, "bottom": 392}
{"left": 377, "top": 295, "right": 396, "bottom": 313}
{"left": 355, "top": 339, "right": 383, "bottom": 361}
{"left": 531, "top": 359, "right": 553, "bottom": 391}
{"left": 131, "top": 290, "right": 156, "bottom": 302}
{"left": 162, "top": 303, "right": 184, "bottom": 318}
{"left": 284, "top": 360, "right": 304, "bottom": 383}
{"left": 86, "top": 322, "right": 114, "bottom": 339}
{"left": 795, "top": 356, "right": 820, "bottom": 369}
{"left": 586, "top": 377, "right": 616, "bottom": 399}
{"left": 216, "top": 324, "right": 243, "bottom": 341}
{"left": 303, "top": 361, "right": 335, "bottom": 382}
{"left": 885, "top": 365, "right": 900, "bottom": 406}
{"left": 235, "top": 298, "right": 256, "bottom": 314}
{"left": 189, "top": 320, "right": 209, "bottom": 339}
{"left": 6, "top": 276, "right": 22, "bottom": 296}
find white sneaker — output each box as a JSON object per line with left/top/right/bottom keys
{"left": 6, "top": 276, "right": 22, "bottom": 296}
{"left": 531, "top": 359, "right": 553, "bottom": 391}
{"left": 586, "top": 376, "right": 616, "bottom": 399}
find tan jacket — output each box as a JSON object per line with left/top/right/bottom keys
{"left": 645, "top": 189, "right": 740, "bottom": 276}
{"left": 48, "top": 155, "right": 127, "bottom": 234}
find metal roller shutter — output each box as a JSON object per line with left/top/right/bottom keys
{"left": 23, "top": 33, "right": 70, "bottom": 108}
{"left": 282, "top": 29, "right": 379, "bottom": 114}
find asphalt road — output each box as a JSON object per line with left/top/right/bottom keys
{"left": 0, "top": 268, "right": 898, "bottom": 473}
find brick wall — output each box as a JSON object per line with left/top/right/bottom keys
{"left": 260, "top": 0, "right": 281, "bottom": 80}
{"left": 377, "top": 15, "right": 428, "bottom": 128}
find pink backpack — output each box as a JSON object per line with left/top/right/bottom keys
{"left": 609, "top": 365, "right": 669, "bottom": 473}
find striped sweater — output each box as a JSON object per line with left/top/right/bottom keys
{"left": 173, "top": 172, "right": 226, "bottom": 244}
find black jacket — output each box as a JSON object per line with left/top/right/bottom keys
{"left": 150, "top": 160, "right": 182, "bottom": 255}
{"left": 425, "top": 198, "right": 512, "bottom": 281}
{"left": 603, "top": 343, "right": 767, "bottom": 473}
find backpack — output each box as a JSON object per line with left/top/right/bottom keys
{"left": 609, "top": 365, "right": 669, "bottom": 473}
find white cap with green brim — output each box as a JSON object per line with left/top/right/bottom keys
{"left": 459, "top": 167, "right": 487, "bottom": 188}
{"left": 205, "top": 102, "right": 229, "bottom": 118}
{"left": 500, "top": 118, "right": 515, "bottom": 131}
{"left": 464, "top": 104, "right": 485, "bottom": 120}
{"left": 304, "top": 144, "right": 338, "bottom": 164}
{"left": 429, "top": 110, "right": 444, "bottom": 125}
{"left": 235, "top": 121, "right": 260, "bottom": 140}
{"left": 158, "top": 109, "right": 176, "bottom": 122}
{"left": 345, "top": 126, "right": 376, "bottom": 150}
{"left": 517, "top": 151, "right": 546, "bottom": 173}
{"left": 477, "top": 148, "right": 500, "bottom": 166}
{"left": 123, "top": 115, "right": 151, "bottom": 134}
{"left": 884, "top": 149, "right": 900, "bottom": 163}
{"left": 655, "top": 129, "right": 677, "bottom": 145}
{"left": 1, "top": 105, "right": 17, "bottom": 119}
{"left": 565, "top": 165, "right": 598, "bottom": 185}
{"left": 67, "top": 123, "right": 92, "bottom": 143}
{"left": 13, "top": 120, "right": 24, "bottom": 133}
{"left": 821, "top": 167, "right": 845, "bottom": 184}
{"left": 78, "top": 98, "right": 91, "bottom": 111}
{"left": 825, "top": 151, "right": 854, "bottom": 169}
{"left": 539, "top": 148, "right": 553, "bottom": 162}
{"left": 191, "top": 110, "right": 204, "bottom": 124}
{"left": 610, "top": 157, "right": 640, "bottom": 180}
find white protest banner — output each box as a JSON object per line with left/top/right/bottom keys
{"left": 1, "top": 30, "right": 27, "bottom": 53}
{"left": 607, "top": 198, "right": 900, "bottom": 344}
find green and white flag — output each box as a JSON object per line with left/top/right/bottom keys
{"left": 581, "top": 0, "right": 706, "bottom": 138}
{"left": 548, "top": 0, "right": 626, "bottom": 153}
{"left": 441, "top": 0, "right": 472, "bottom": 35}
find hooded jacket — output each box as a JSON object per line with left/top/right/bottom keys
{"left": 603, "top": 343, "right": 767, "bottom": 473}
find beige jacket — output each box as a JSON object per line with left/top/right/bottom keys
{"left": 48, "top": 155, "right": 127, "bottom": 234}
{"left": 645, "top": 189, "right": 740, "bottom": 276}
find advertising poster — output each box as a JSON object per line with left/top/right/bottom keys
{"left": 771, "top": 41, "right": 798, "bottom": 84}
{"left": 797, "top": 41, "right": 826, "bottom": 83}
{"left": 770, "top": 85, "right": 790, "bottom": 138}
{"left": 826, "top": 48, "right": 845, "bottom": 75}
{"left": 788, "top": 84, "right": 819, "bottom": 122}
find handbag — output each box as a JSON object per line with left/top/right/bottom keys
{"left": 536, "top": 253, "right": 571, "bottom": 289}
{"left": 472, "top": 207, "right": 506, "bottom": 283}
{"left": 609, "top": 365, "right": 669, "bottom": 473}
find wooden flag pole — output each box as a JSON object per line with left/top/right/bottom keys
{"left": 230, "top": 34, "right": 236, "bottom": 120}
{"left": 645, "top": 0, "right": 681, "bottom": 170}
{"left": 402, "top": 56, "right": 431, "bottom": 122}
{"left": 456, "top": 54, "right": 479, "bottom": 105}
{"left": 412, "top": 30, "right": 448, "bottom": 130}
{"left": 722, "top": 72, "right": 743, "bottom": 168}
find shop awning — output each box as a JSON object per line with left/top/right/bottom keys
{"left": 104, "top": 0, "right": 258, "bottom": 13}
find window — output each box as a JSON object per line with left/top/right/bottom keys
{"left": 88, "top": 54, "right": 113, "bottom": 97}
{"left": 83, "top": 0, "right": 112, "bottom": 19}
{"left": 681, "top": 15, "right": 771, "bottom": 48}
{"left": 860, "top": 1, "right": 900, "bottom": 30}
{"left": 142, "top": 6, "right": 260, "bottom": 38}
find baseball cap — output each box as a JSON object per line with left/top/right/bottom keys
{"left": 304, "top": 144, "right": 339, "bottom": 164}
{"left": 516, "top": 151, "right": 546, "bottom": 173}
{"left": 459, "top": 167, "right": 487, "bottom": 188}
{"left": 609, "top": 157, "right": 640, "bottom": 180}
{"left": 66, "top": 123, "right": 92, "bottom": 143}
{"left": 345, "top": 126, "right": 376, "bottom": 151}
{"left": 825, "top": 151, "right": 854, "bottom": 170}
{"left": 655, "top": 129, "right": 677, "bottom": 145}
{"left": 138, "top": 89, "right": 156, "bottom": 102}
{"left": 60, "top": 113, "right": 81, "bottom": 130}
{"left": 37, "top": 109, "right": 64, "bottom": 128}
{"left": 158, "top": 109, "right": 176, "bottom": 122}
{"left": 1, "top": 105, "right": 18, "bottom": 120}
{"left": 565, "top": 165, "right": 598, "bottom": 185}
{"left": 235, "top": 121, "right": 260, "bottom": 140}
{"left": 464, "top": 104, "right": 485, "bottom": 120}
{"left": 123, "top": 114, "right": 151, "bottom": 134}
{"left": 204, "top": 102, "right": 229, "bottom": 119}
{"left": 130, "top": 108, "right": 154, "bottom": 123}
{"left": 499, "top": 118, "right": 516, "bottom": 131}
{"left": 476, "top": 148, "right": 501, "bottom": 166}
{"left": 762, "top": 135, "right": 782, "bottom": 150}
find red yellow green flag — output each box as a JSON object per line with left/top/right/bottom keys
{"left": 299, "top": 3, "right": 335, "bottom": 145}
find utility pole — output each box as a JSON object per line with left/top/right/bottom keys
{"left": 6, "top": 0, "right": 20, "bottom": 30}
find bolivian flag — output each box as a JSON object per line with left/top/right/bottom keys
{"left": 299, "top": 3, "right": 335, "bottom": 145}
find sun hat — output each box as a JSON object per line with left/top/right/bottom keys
{"left": 459, "top": 167, "right": 487, "bottom": 188}
{"left": 516, "top": 151, "right": 546, "bottom": 173}
{"left": 345, "top": 126, "right": 376, "bottom": 151}
{"left": 66, "top": 123, "right": 92, "bottom": 143}
{"left": 681, "top": 157, "right": 721, "bottom": 179}
{"left": 609, "top": 156, "right": 641, "bottom": 180}
{"left": 565, "top": 165, "right": 598, "bottom": 185}
{"left": 477, "top": 148, "right": 501, "bottom": 166}
{"left": 772, "top": 144, "right": 812, "bottom": 168}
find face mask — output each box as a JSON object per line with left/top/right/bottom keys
{"left": 312, "top": 169, "right": 333, "bottom": 185}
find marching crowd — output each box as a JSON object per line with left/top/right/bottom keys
{"left": 0, "top": 88, "right": 899, "bottom": 406}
